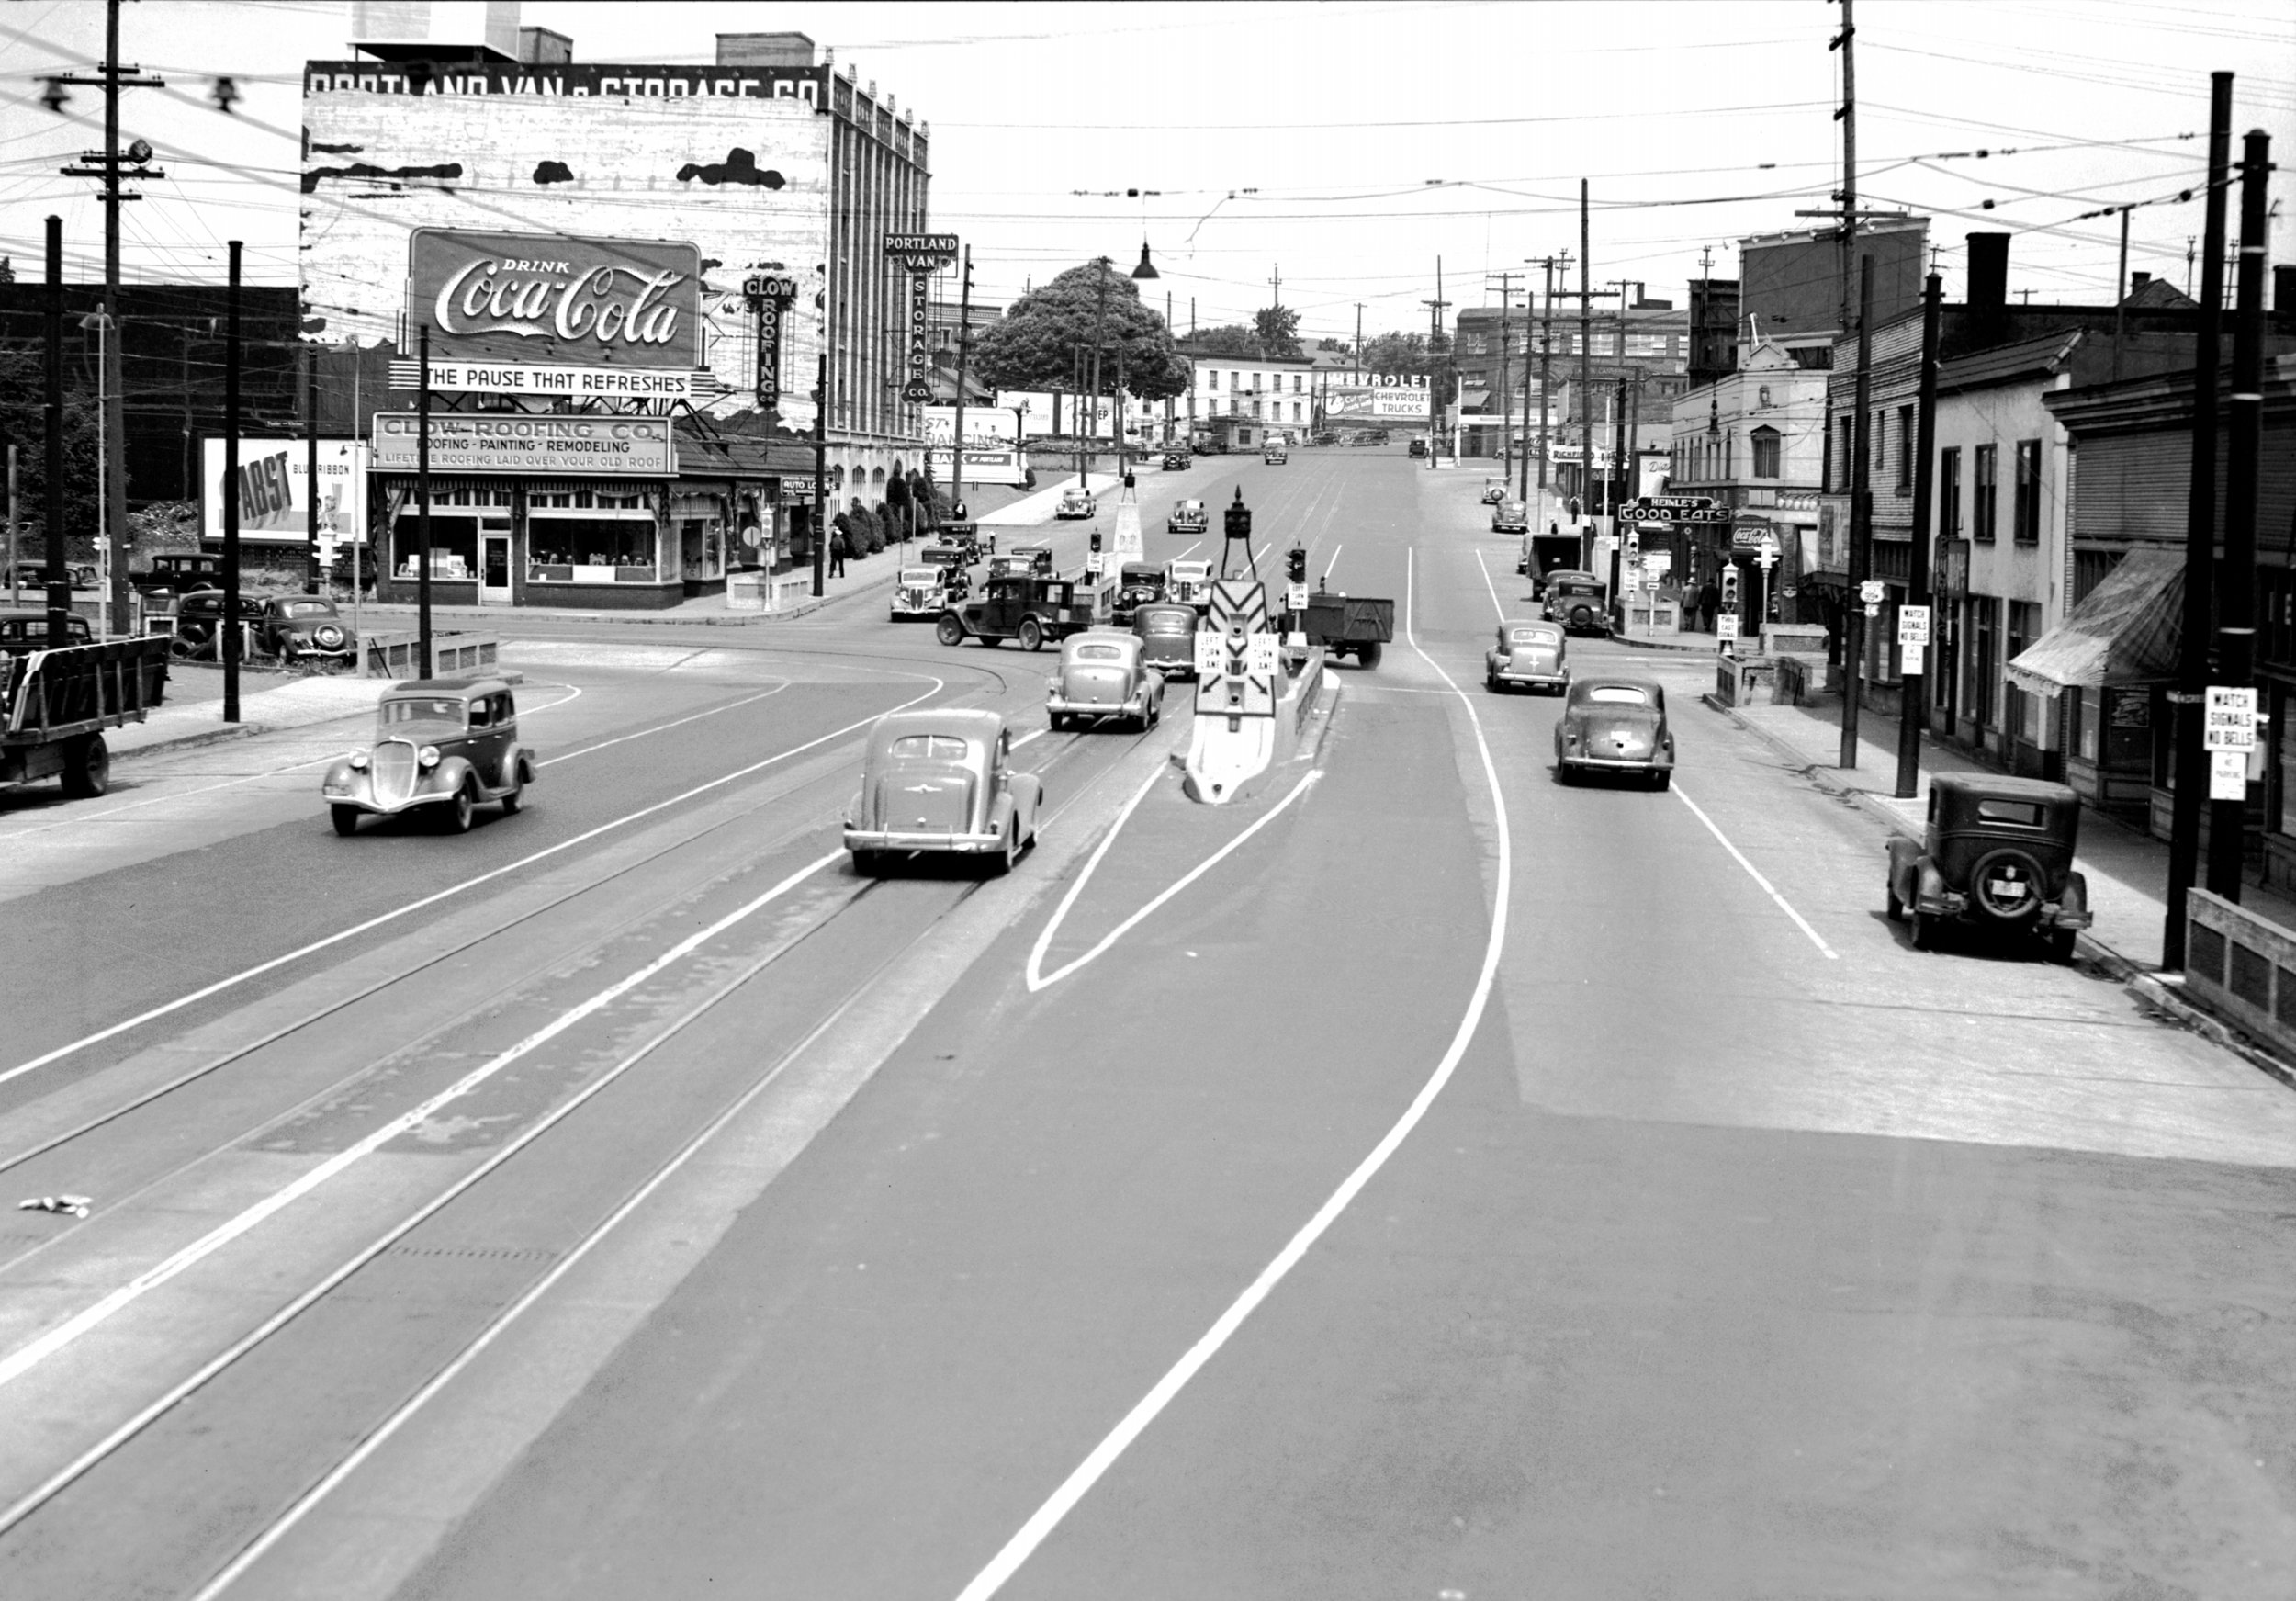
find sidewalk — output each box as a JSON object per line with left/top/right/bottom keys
{"left": 1713, "top": 689, "right": 2296, "bottom": 975}
{"left": 113, "top": 666, "right": 391, "bottom": 762}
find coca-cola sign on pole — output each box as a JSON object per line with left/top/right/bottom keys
{"left": 407, "top": 229, "right": 704, "bottom": 369}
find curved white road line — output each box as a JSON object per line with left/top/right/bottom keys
{"left": 956, "top": 545, "right": 1513, "bottom": 1600}
{"left": 1671, "top": 783, "right": 1840, "bottom": 959}
{"left": 1023, "top": 764, "right": 1321, "bottom": 993}
{"left": 0, "top": 678, "right": 943, "bottom": 1090}
{"left": 544, "top": 681, "right": 787, "bottom": 765}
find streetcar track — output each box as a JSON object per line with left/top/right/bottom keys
{"left": 0, "top": 713, "right": 1168, "bottom": 1562}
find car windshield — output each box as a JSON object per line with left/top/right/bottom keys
{"left": 888, "top": 733, "right": 970, "bottom": 761}
{"left": 1073, "top": 643, "right": 1125, "bottom": 661}
{"left": 381, "top": 698, "right": 466, "bottom": 730}
{"left": 900, "top": 569, "right": 940, "bottom": 584}
{"left": 1585, "top": 685, "right": 1651, "bottom": 705}
{"left": 1142, "top": 612, "right": 1194, "bottom": 635}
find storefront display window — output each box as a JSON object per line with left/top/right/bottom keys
{"left": 527, "top": 512, "right": 658, "bottom": 582}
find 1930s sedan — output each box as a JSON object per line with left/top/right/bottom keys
{"left": 321, "top": 678, "right": 535, "bottom": 835}
{"left": 1167, "top": 499, "right": 1208, "bottom": 536}
{"left": 1056, "top": 487, "right": 1097, "bottom": 520}
{"left": 890, "top": 565, "right": 949, "bottom": 621}
{"left": 1167, "top": 558, "right": 1213, "bottom": 609}
{"left": 1112, "top": 561, "right": 1166, "bottom": 626}
{"left": 1047, "top": 630, "right": 1164, "bottom": 732}
{"left": 844, "top": 708, "right": 1041, "bottom": 876}
{"left": 1553, "top": 676, "right": 1673, "bottom": 788}
{"left": 1491, "top": 497, "right": 1530, "bottom": 535}
{"left": 1544, "top": 569, "right": 1610, "bottom": 636}
{"left": 1133, "top": 602, "right": 1200, "bottom": 682}
{"left": 1485, "top": 619, "right": 1570, "bottom": 693}
{"left": 257, "top": 594, "right": 357, "bottom": 667}
{"left": 1886, "top": 772, "right": 2091, "bottom": 958}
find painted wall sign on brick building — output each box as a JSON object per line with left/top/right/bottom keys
{"left": 370, "top": 413, "right": 676, "bottom": 475}
{"left": 409, "top": 230, "right": 703, "bottom": 370}
{"left": 304, "top": 62, "right": 825, "bottom": 104}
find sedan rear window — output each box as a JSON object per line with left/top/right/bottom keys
{"left": 1585, "top": 685, "right": 1650, "bottom": 705}
{"left": 889, "top": 734, "right": 970, "bottom": 761}
{"left": 1510, "top": 628, "right": 1558, "bottom": 646}
{"left": 1074, "top": 643, "right": 1125, "bottom": 660}
{"left": 1975, "top": 798, "right": 2046, "bottom": 827}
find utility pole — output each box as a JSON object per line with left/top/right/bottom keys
{"left": 1354, "top": 303, "right": 1364, "bottom": 371}
{"left": 1896, "top": 271, "right": 1942, "bottom": 799}
{"left": 2208, "top": 123, "right": 2271, "bottom": 904}
{"left": 1086, "top": 255, "right": 1110, "bottom": 488}
{"left": 56, "top": 0, "right": 163, "bottom": 634}
{"left": 223, "top": 240, "right": 242, "bottom": 718}
{"left": 2166, "top": 72, "right": 2234, "bottom": 967}
{"left": 45, "top": 216, "right": 66, "bottom": 650}
{"left": 1535, "top": 252, "right": 1568, "bottom": 502}
{"left": 951, "top": 245, "right": 973, "bottom": 515}
{"left": 1831, "top": 0, "right": 1858, "bottom": 344}
{"left": 812, "top": 354, "right": 827, "bottom": 598}
{"left": 415, "top": 321, "right": 432, "bottom": 681}
{"left": 1580, "top": 182, "right": 1593, "bottom": 519}
{"left": 1840, "top": 254, "right": 1874, "bottom": 770}
{"left": 2112, "top": 206, "right": 2133, "bottom": 382}
{"left": 1489, "top": 272, "right": 1521, "bottom": 482}
{"left": 1423, "top": 256, "right": 1450, "bottom": 467}
{"left": 306, "top": 346, "right": 320, "bottom": 600}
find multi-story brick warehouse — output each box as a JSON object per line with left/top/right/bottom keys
{"left": 300, "top": 26, "right": 933, "bottom": 600}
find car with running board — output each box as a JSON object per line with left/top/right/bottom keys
{"left": 321, "top": 678, "right": 535, "bottom": 836}
{"left": 935, "top": 573, "right": 1111, "bottom": 651}
{"left": 1885, "top": 772, "right": 2091, "bottom": 958}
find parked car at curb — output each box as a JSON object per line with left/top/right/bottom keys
{"left": 1168, "top": 499, "right": 1208, "bottom": 536}
{"left": 1480, "top": 477, "right": 1507, "bottom": 505}
{"left": 1543, "top": 570, "right": 1610, "bottom": 636}
{"left": 1047, "top": 630, "right": 1164, "bottom": 732}
{"left": 1885, "top": 773, "right": 2091, "bottom": 958}
{"left": 321, "top": 678, "right": 535, "bottom": 836}
{"left": 843, "top": 708, "right": 1041, "bottom": 877}
{"left": 1132, "top": 602, "right": 1201, "bottom": 682}
{"left": 256, "top": 594, "right": 357, "bottom": 667}
{"left": 1553, "top": 677, "right": 1673, "bottom": 788}
{"left": 1055, "top": 487, "right": 1097, "bottom": 520}
{"left": 891, "top": 565, "right": 950, "bottom": 621}
{"left": 1485, "top": 620, "right": 1570, "bottom": 694}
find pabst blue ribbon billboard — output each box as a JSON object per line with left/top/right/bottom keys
{"left": 407, "top": 230, "right": 703, "bottom": 370}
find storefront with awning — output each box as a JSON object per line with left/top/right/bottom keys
{"left": 2004, "top": 546, "right": 2182, "bottom": 813}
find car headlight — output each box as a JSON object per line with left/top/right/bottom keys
{"left": 348, "top": 751, "right": 368, "bottom": 770}
{"left": 418, "top": 745, "right": 441, "bottom": 769}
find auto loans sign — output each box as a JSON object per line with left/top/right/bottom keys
{"left": 407, "top": 229, "right": 703, "bottom": 370}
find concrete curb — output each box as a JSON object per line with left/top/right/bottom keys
{"left": 1696, "top": 691, "right": 2296, "bottom": 1089}
{"left": 1614, "top": 633, "right": 1718, "bottom": 655}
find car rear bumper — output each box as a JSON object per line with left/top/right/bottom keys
{"left": 1560, "top": 753, "right": 1671, "bottom": 772}
{"left": 844, "top": 827, "right": 1005, "bottom": 855}
{"left": 1047, "top": 692, "right": 1147, "bottom": 717}
{"left": 1912, "top": 889, "right": 2092, "bottom": 930}
{"left": 1496, "top": 669, "right": 1568, "bottom": 689}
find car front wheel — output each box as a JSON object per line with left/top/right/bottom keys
{"left": 1019, "top": 617, "right": 1044, "bottom": 652}
{"left": 331, "top": 805, "right": 360, "bottom": 837}
{"left": 935, "top": 614, "right": 966, "bottom": 648}
{"left": 442, "top": 780, "right": 477, "bottom": 834}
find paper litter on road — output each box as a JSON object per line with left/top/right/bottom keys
{"left": 17, "top": 1195, "right": 92, "bottom": 1218}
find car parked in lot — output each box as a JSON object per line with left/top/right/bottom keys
{"left": 1162, "top": 450, "right": 1191, "bottom": 470}
{"left": 3, "top": 560, "right": 98, "bottom": 592}
{"left": 1046, "top": 630, "right": 1165, "bottom": 732}
{"left": 1132, "top": 601, "right": 1201, "bottom": 682}
{"left": 1484, "top": 620, "right": 1569, "bottom": 694}
{"left": 1168, "top": 499, "right": 1208, "bottom": 536}
{"left": 130, "top": 553, "right": 225, "bottom": 597}
{"left": 1055, "top": 487, "right": 1097, "bottom": 520}
{"left": 256, "top": 594, "right": 357, "bottom": 667}
{"left": 321, "top": 678, "right": 535, "bottom": 836}
{"left": 0, "top": 609, "right": 95, "bottom": 650}
{"left": 1885, "top": 773, "right": 2091, "bottom": 958}
{"left": 1112, "top": 561, "right": 1166, "bottom": 626}
{"left": 843, "top": 708, "right": 1041, "bottom": 877}
{"left": 891, "top": 565, "right": 950, "bottom": 621}
{"left": 170, "top": 588, "right": 267, "bottom": 657}
{"left": 1491, "top": 497, "right": 1529, "bottom": 535}
{"left": 1543, "top": 569, "right": 1610, "bottom": 636}
{"left": 1553, "top": 677, "right": 1673, "bottom": 788}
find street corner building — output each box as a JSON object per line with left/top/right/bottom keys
{"left": 300, "top": 13, "right": 935, "bottom": 607}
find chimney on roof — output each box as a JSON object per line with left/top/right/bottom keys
{"left": 519, "top": 26, "right": 572, "bottom": 63}
{"left": 716, "top": 31, "right": 817, "bottom": 68}
{"left": 2130, "top": 271, "right": 2152, "bottom": 294}
{"left": 1967, "top": 233, "right": 2009, "bottom": 314}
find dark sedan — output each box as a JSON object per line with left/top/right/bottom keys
{"left": 1553, "top": 677, "right": 1674, "bottom": 789}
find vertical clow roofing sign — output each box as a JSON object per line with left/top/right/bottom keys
{"left": 408, "top": 230, "right": 705, "bottom": 370}
{"left": 884, "top": 233, "right": 958, "bottom": 402}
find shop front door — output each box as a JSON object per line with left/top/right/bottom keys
{"left": 481, "top": 533, "right": 511, "bottom": 603}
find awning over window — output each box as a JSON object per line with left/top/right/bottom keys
{"left": 2004, "top": 546, "right": 2183, "bottom": 697}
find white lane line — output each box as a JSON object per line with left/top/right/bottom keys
{"left": 1024, "top": 764, "right": 1321, "bottom": 993}
{"left": 1322, "top": 542, "right": 1342, "bottom": 582}
{"left": 0, "top": 849, "right": 848, "bottom": 1397}
{"left": 0, "top": 678, "right": 942, "bottom": 1089}
{"left": 1671, "top": 782, "right": 1840, "bottom": 960}
{"left": 1174, "top": 541, "right": 1200, "bottom": 560}
{"left": 957, "top": 546, "right": 1511, "bottom": 1599}
{"left": 1010, "top": 728, "right": 1048, "bottom": 750}
{"left": 1472, "top": 547, "right": 1508, "bottom": 622}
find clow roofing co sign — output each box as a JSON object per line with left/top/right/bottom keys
{"left": 885, "top": 232, "right": 958, "bottom": 402}
{"left": 407, "top": 229, "right": 703, "bottom": 370}
{"left": 370, "top": 413, "right": 676, "bottom": 475}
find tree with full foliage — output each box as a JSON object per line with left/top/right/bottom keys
{"left": 1252, "top": 305, "right": 1301, "bottom": 359}
{"left": 973, "top": 260, "right": 1190, "bottom": 402}
{"left": 0, "top": 344, "right": 103, "bottom": 550}
{"left": 1184, "top": 324, "right": 1260, "bottom": 358}
{"left": 1360, "top": 330, "right": 1432, "bottom": 377}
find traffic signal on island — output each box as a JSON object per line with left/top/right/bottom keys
{"left": 1721, "top": 566, "right": 1740, "bottom": 609}
{"left": 1287, "top": 546, "right": 1307, "bottom": 584}
{"left": 1089, "top": 529, "right": 1102, "bottom": 554}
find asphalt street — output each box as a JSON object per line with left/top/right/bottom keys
{"left": 4, "top": 445, "right": 2293, "bottom": 1600}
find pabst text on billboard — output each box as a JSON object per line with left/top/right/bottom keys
{"left": 408, "top": 230, "right": 703, "bottom": 369}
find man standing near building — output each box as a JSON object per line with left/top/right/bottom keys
{"left": 1698, "top": 576, "right": 1721, "bottom": 634}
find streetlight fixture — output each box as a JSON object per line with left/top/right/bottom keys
{"left": 1130, "top": 241, "right": 1159, "bottom": 280}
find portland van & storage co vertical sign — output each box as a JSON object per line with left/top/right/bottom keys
{"left": 884, "top": 233, "right": 958, "bottom": 403}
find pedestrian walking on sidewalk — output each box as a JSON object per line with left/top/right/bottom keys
{"left": 1697, "top": 579, "right": 1720, "bottom": 633}
{"left": 829, "top": 527, "right": 849, "bottom": 578}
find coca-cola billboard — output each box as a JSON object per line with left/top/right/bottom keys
{"left": 407, "top": 229, "right": 703, "bottom": 369}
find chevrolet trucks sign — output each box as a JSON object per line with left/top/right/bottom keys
{"left": 407, "top": 230, "right": 703, "bottom": 370}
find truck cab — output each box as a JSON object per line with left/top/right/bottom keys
{"left": 937, "top": 574, "right": 1112, "bottom": 652}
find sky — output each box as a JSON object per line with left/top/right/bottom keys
{"left": 1, "top": 0, "right": 2291, "bottom": 347}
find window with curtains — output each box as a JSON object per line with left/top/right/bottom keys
{"left": 1973, "top": 445, "right": 1998, "bottom": 541}
{"left": 1751, "top": 426, "right": 1781, "bottom": 479}
{"left": 2014, "top": 439, "right": 2042, "bottom": 543}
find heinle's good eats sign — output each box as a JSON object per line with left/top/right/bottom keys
{"left": 370, "top": 413, "right": 676, "bottom": 475}
{"left": 407, "top": 230, "right": 703, "bottom": 369}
